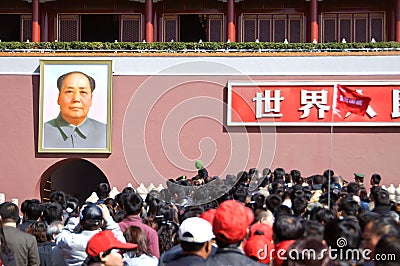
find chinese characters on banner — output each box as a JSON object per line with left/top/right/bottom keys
{"left": 227, "top": 82, "right": 400, "bottom": 126}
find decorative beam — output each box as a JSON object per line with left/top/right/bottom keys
{"left": 129, "top": 0, "right": 164, "bottom": 3}
{"left": 24, "top": 0, "right": 56, "bottom": 3}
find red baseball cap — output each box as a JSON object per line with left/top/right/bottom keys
{"left": 200, "top": 208, "right": 216, "bottom": 225}
{"left": 244, "top": 235, "right": 272, "bottom": 264}
{"left": 249, "top": 223, "right": 273, "bottom": 240}
{"left": 86, "top": 230, "right": 138, "bottom": 257}
{"left": 213, "top": 200, "right": 254, "bottom": 243}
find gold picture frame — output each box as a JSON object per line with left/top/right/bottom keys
{"left": 38, "top": 60, "right": 112, "bottom": 153}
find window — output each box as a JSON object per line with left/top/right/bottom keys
{"left": 242, "top": 14, "right": 304, "bottom": 42}
{"left": 321, "top": 12, "right": 385, "bottom": 43}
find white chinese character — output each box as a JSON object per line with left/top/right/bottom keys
{"left": 298, "top": 90, "right": 330, "bottom": 119}
{"left": 392, "top": 89, "right": 400, "bottom": 118}
{"left": 253, "top": 90, "right": 284, "bottom": 119}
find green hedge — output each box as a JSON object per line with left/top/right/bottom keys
{"left": 0, "top": 41, "right": 400, "bottom": 52}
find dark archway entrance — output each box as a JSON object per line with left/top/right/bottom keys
{"left": 40, "top": 159, "right": 109, "bottom": 205}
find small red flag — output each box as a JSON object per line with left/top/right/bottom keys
{"left": 333, "top": 84, "right": 371, "bottom": 118}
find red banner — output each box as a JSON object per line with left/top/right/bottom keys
{"left": 334, "top": 84, "right": 371, "bottom": 117}
{"left": 227, "top": 82, "right": 400, "bottom": 126}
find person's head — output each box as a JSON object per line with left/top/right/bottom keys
{"left": 370, "top": 173, "right": 381, "bottom": 186}
{"left": 323, "top": 169, "right": 335, "bottom": 180}
{"left": 354, "top": 172, "right": 365, "bottom": 184}
{"left": 254, "top": 209, "right": 274, "bottom": 227}
{"left": 273, "top": 167, "right": 286, "bottom": 180}
{"left": 338, "top": 196, "right": 360, "bottom": 217}
{"left": 42, "top": 202, "right": 64, "bottom": 224}
{"left": 123, "top": 193, "right": 143, "bottom": 215}
{"left": 287, "top": 238, "right": 334, "bottom": 266}
{"left": 324, "top": 218, "right": 361, "bottom": 252}
{"left": 178, "top": 217, "right": 214, "bottom": 259}
{"left": 85, "top": 230, "right": 137, "bottom": 266}
{"left": 26, "top": 221, "right": 47, "bottom": 243}
{"left": 346, "top": 182, "right": 361, "bottom": 195}
{"left": 23, "top": 199, "right": 43, "bottom": 221}
{"left": 374, "top": 235, "right": 400, "bottom": 266}
{"left": 213, "top": 200, "right": 254, "bottom": 247}
{"left": 363, "top": 216, "right": 400, "bottom": 256}
{"left": 292, "top": 196, "right": 307, "bottom": 216}
{"left": 80, "top": 204, "right": 103, "bottom": 230}
{"left": 273, "top": 215, "right": 304, "bottom": 244}
{"left": 49, "top": 191, "right": 67, "bottom": 210}
{"left": 47, "top": 221, "right": 64, "bottom": 241}
{"left": 57, "top": 71, "right": 95, "bottom": 126}
{"left": 374, "top": 189, "right": 390, "bottom": 207}
{"left": 0, "top": 202, "right": 19, "bottom": 224}
{"left": 123, "top": 226, "right": 149, "bottom": 257}
{"left": 96, "top": 183, "right": 111, "bottom": 200}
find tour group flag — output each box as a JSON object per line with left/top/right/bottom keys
{"left": 333, "top": 84, "right": 371, "bottom": 118}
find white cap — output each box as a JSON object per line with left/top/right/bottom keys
{"left": 179, "top": 217, "right": 215, "bottom": 243}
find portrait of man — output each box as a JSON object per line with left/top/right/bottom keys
{"left": 39, "top": 60, "right": 112, "bottom": 153}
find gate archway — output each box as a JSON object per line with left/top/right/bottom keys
{"left": 40, "top": 158, "right": 109, "bottom": 205}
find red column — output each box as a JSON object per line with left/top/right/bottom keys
{"left": 32, "top": 0, "right": 40, "bottom": 42}
{"left": 227, "top": 0, "right": 235, "bottom": 42}
{"left": 310, "top": 0, "right": 318, "bottom": 43}
{"left": 145, "top": 0, "right": 154, "bottom": 42}
{"left": 396, "top": 0, "right": 400, "bottom": 42}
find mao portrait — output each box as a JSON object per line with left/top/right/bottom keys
{"left": 38, "top": 60, "right": 112, "bottom": 153}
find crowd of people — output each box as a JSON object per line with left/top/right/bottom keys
{"left": 0, "top": 166, "right": 399, "bottom": 266}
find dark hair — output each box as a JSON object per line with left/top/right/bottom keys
{"left": 324, "top": 218, "right": 361, "bottom": 250}
{"left": 346, "top": 182, "right": 361, "bottom": 195}
{"left": 123, "top": 193, "right": 143, "bottom": 215}
{"left": 374, "top": 235, "right": 400, "bottom": 266}
{"left": 121, "top": 186, "right": 136, "bottom": 195}
{"left": 57, "top": 71, "right": 96, "bottom": 92}
{"left": 266, "top": 194, "right": 282, "bottom": 214}
{"left": 27, "top": 221, "right": 47, "bottom": 243}
{"left": 291, "top": 169, "right": 303, "bottom": 185}
{"left": 180, "top": 239, "right": 206, "bottom": 252}
{"left": 198, "top": 168, "right": 209, "bottom": 179}
{"left": 42, "top": 202, "right": 64, "bottom": 224}
{"left": 0, "top": 202, "right": 19, "bottom": 223}
{"left": 66, "top": 197, "right": 80, "bottom": 216}
{"left": 273, "top": 215, "right": 304, "bottom": 243}
{"left": 96, "top": 183, "right": 111, "bottom": 200}
{"left": 49, "top": 191, "right": 67, "bottom": 209}
{"left": 287, "top": 238, "right": 334, "bottom": 266}
{"left": 370, "top": 173, "right": 381, "bottom": 185}
{"left": 374, "top": 189, "right": 390, "bottom": 206}
{"left": 237, "top": 171, "right": 249, "bottom": 184}
{"left": 359, "top": 188, "right": 370, "bottom": 202}
{"left": 24, "top": 199, "right": 43, "bottom": 221}
{"left": 302, "top": 220, "right": 325, "bottom": 241}
{"left": 323, "top": 169, "right": 335, "bottom": 180}
{"left": 292, "top": 196, "right": 307, "bottom": 216}
{"left": 21, "top": 199, "right": 40, "bottom": 214}
{"left": 273, "top": 168, "right": 285, "bottom": 180}
{"left": 371, "top": 216, "right": 400, "bottom": 240}
{"left": 158, "top": 221, "right": 179, "bottom": 254}
{"left": 123, "top": 226, "right": 148, "bottom": 257}
{"left": 339, "top": 197, "right": 360, "bottom": 216}
{"left": 313, "top": 208, "right": 337, "bottom": 224}
{"left": 311, "top": 174, "right": 324, "bottom": 185}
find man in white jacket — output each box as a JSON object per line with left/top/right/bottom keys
{"left": 56, "top": 203, "right": 125, "bottom": 266}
